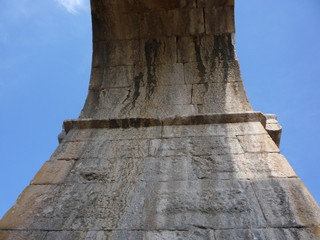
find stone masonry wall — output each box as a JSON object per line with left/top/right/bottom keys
{"left": 1, "top": 1, "right": 320, "bottom": 239}
{"left": 80, "top": 0, "right": 252, "bottom": 119}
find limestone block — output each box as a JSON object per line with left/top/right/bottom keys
{"left": 127, "top": 179, "right": 267, "bottom": 229}
{"left": 139, "top": 104, "right": 198, "bottom": 119}
{"left": 139, "top": 37, "right": 177, "bottom": 65}
{"left": 92, "top": 13, "right": 139, "bottom": 40}
{"left": 237, "top": 134, "right": 279, "bottom": 153}
{"left": 79, "top": 90, "right": 100, "bottom": 118}
{"left": 150, "top": 84, "right": 192, "bottom": 105}
{"left": 92, "top": 40, "right": 139, "bottom": 67}
{"left": 142, "top": 9, "right": 204, "bottom": 37}
{"left": 215, "top": 229, "right": 272, "bottom": 240}
{"left": 1, "top": 182, "right": 141, "bottom": 231}
{"left": 177, "top": 34, "right": 235, "bottom": 63}
{"left": 205, "top": 7, "right": 235, "bottom": 34}
{"left": 31, "top": 160, "right": 75, "bottom": 184}
{"left": 271, "top": 227, "right": 320, "bottom": 240}
{"left": 66, "top": 157, "right": 145, "bottom": 184}
{"left": 64, "top": 127, "right": 162, "bottom": 143}
{"left": 148, "top": 136, "right": 243, "bottom": 157}
{"left": 138, "top": 0, "right": 196, "bottom": 10}
{"left": 244, "top": 153, "right": 297, "bottom": 179}
{"left": 92, "top": 0, "right": 137, "bottom": 14}
{"left": 198, "top": 0, "right": 234, "bottom": 7}
{"left": 135, "top": 63, "right": 185, "bottom": 86}
{"left": 0, "top": 231, "right": 48, "bottom": 240}
{"left": 45, "top": 231, "right": 92, "bottom": 240}
{"left": 189, "top": 136, "right": 244, "bottom": 155}
{"left": 0, "top": 185, "right": 55, "bottom": 230}
{"left": 107, "top": 231, "right": 143, "bottom": 240}
{"left": 89, "top": 66, "right": 134, "bottom": 90}
{"left": 50, "top": 141, "right": 88, "bottom": 161}
{"left": 139, "top": 154, "right": 250, "bottom": 182}
{"left": 184, "top": 60, "right": 241, "bottom": 84}
{"left": 252, "top": 178, "right": 320, "bottom": 227}
{"left": 80, "top": 139, "right": 150, "bottom": 159}
{"left": 163, "top": 122, "right": 266, "bottom": 138}
{"left": 143, "top": 229, "right": 214, "bottom": 239}
{"left": 192, "top": 82, "right": 252, "bottom": 113}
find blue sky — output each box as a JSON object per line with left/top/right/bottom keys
{"left": 0, "top": 0, "right": 319, "bottom": 218}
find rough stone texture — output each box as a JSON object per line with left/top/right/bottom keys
{"left": 1, "top": 0, "right": 319, "bottom": 239}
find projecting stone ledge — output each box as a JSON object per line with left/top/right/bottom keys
{"left": 265, "top": 114, "right": 282, "bottom": 147}
{"left": 63, "top": 112, "right": 266, "bottom": 134}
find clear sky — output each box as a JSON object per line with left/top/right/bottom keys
{"left": 0, "top": 0, "right": 319, "bottom": 218}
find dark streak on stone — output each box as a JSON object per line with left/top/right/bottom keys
{"left": 145, "top": 39, "right": 161, "bottom": 99}
{"left": 132, "top": 72, "right": 143, "bottom": 108}
{"left": 193, "top": 36, "right": 208, "bottom": 91}
{"left": 109, "top": 119, "right": 120, "bottom": 128}
{"left": 211, "top": 34, "right": 235, "bottom": 82}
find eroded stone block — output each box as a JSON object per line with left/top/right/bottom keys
{"left": 131, "top": 179, "right": 267, "bottom": 229}
{"left": 252, "top": 178, "right": 320, "bottom": 227}
{"left": 237, "top": 134, "right": 279, "bottom": 153}
{"left": 31, "top": 160, "right": 75, "bottom": 184}
{"left": 92, "top": 40, "right": 139, "bottom": 67}
{"left": 205, "top": 7, "right": 235, "bottom": 34}
{"left": 162, "top": 122, "right": 266, "bottom": 138}
{"left": 192, "top": 82, "right": 252, "bottom": 113}
{"left": 142, "top": 9, "right": 204, "bottom": 37}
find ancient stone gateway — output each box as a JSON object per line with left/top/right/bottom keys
{"left": 1, "top": 0, "right": 320, "bottom": 239}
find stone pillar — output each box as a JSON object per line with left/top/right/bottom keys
{"left": 80, "top": 0, "right": 252, "bottom": 119}
{"left": 1, "top": 1, "right": 319, "bottom": 239}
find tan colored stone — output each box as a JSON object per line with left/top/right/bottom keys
{"left": 163, "top": 122, "right": 266, "bottom": 138}
{"left": 139, "top": 37, "right": 177, "bottom": 65}
{"left": 50, "top": 141, "right": 88, "bottom": 160}
{"left": 192, "top": 82, "right": 252, "bottom": 113}
{"left": 237, "top": 134, "right": 279, "bottom": 153}
{"left": 198, "top": 0, "right": 234, "bottom": 8}
{"left": 92, "top": 40, "right": 139, "bottom": 67}
{"left": 31, "top": 160, "right": 75, "bottom": 185}
{"left": 142, "top": 9, "right": 204, "bottom": 37}
{"left": 92, "top": 13, "right": 139, "bottom": 40}
{"left": 252, "top": 178, "right": 320, "bottom": 227}
{"left": 205, "top": 7, "right": 235, "bottom": 34}
{"left": 138, "top": 0, "right": 196, "bottom": 10}
{"left": 0, "top": 185, "right": 53, "bottom": 229}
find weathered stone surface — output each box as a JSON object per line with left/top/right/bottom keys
{"left": 2, "top": 0, "right": 320, "bottom": 239}
{"left": 0, "top": 231, "right": 48, "bottom": 240}
{"left": 237, "top": 134, "right": 279, "bottom": 153}
{"left": 192, "top": 82, "right": 252, "bottom": 113}
{"left": 142, "top": 9, "right": 204, "bottom": 37}
{"left": 0, "top": 185, "right": 54, "bottom": 229}
{"left": 139, "top": 37, "right": 177, "bottom": 65}
{"left": 50, "top": 140, "right": 88, "bottom": 160}
{"left": 177, "top": 34, "right": 235, "bottom": 64}
{"left": 121, "top": 179, "right": 267, "bottom": 229}
{"left": 136, "top": 63, "right": 185, "bottom": 86}
{"left": 92, "top": 13, "right": 139, "bottom": 40}
{"left": 92, "top": 40, "right": 139, "bottom": 67}
{"left": 162, "top": 122, "right": 266, "bottom": 138}
{"left": 198, "top": 0, "right": 234, "bottom": 8}
{"left": 205, "top": 7, "right": 235, "bottom": 34}
{"left": 31, "top": 160, "right": 75, "bottom": 184}
{"left": 138, "top": 0, "right": 197, "bottom": 10}
{"left": 89, "top": 66, "right": 134, "bottom": 90}
{"left": 252, "top": 178, "right": 320, "bottom": 227}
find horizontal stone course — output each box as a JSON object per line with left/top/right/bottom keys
{"left": 142, "top": 9, "right": 204, "bottom": 37}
